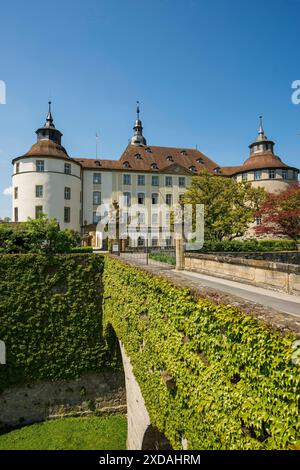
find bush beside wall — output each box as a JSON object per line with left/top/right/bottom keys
{"left": 0, "top": 254, "right": 119, "bottom": 392}
{"left": 103, "top": 256, "right": 300, "bottom": 450}
{"left": 198, "top": 239, "right": 298, "bottom": 253}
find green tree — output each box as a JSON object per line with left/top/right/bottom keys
{"left": 0, "top": 216, "right": 80, "bottom": 254}
{"left": 24, "top": 216, "right": 80, "bottom": 254}
{"left": 183, "top": 169, "right": 265, "bottom": 241}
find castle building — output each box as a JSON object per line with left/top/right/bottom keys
{"left": 11, "top": 105, "right": 299, "bottom": 247}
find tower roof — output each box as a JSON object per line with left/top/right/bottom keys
{"left": 130, "top": 101, "right": 147, "bottom": 146}
{"left": 35, "top": 101, "right": 63, "bottom": 146}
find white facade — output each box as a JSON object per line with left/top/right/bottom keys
{"left": 11, "top": 106, "right": 299, "bottom": 243}
{"left": 12, "top": 157, "right": 82, "bottom": 232}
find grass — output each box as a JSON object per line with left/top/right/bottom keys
{"left": 0, "top": 415, "right": 127, "bottom": 450}
{"left": 149, "top": 253, "right": 176, "bottom": 265}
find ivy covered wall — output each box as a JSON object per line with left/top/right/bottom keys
{"left": 103, "top": 257, "right": 300, "bottom": 450}
{"left": 0, "top": 254, "right": 119, "bottom": 392}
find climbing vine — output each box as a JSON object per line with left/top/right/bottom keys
{"left": 0, "top": 254, "right": 119, "bottom": 392}
{"left": 103, "top": 256, "right": 300, "bottom": 450}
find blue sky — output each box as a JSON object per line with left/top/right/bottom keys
{"left": 0, "top": 0, "right": 299, "bottom": 217}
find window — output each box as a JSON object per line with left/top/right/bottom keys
{"left": 269, "top": 169, "right": 276, "bottom": 179}
{"left": 166, "top": 155, "right": 174, "bottom": 162}
{"left": 166, "top": 194, "right": 172, "bottom": 206}
{"left": 93, "top": 191, "right": 101, "bottom": 205}
{"left": 180, "top": 150, "right": 187, "bottom": 156}
{"left": 196, "top": 157, "right": 204, "bottom": 164}
{"left": 254, "top": 170, "right": 261, "bottom": 181}
{"left": 123, "top": 174, "right": 131, "bottom": 185}
{"left": 16, "top": 163, "right": 20, "bottom": 173}
{"left": 14, "top": 207, "right": 18, "bottom": 222}
{"left": 152, "top": 175, "right": 159, "bottom": 186}
{"left": 282, "top": 170, "right": 288, "bottom": 180}
{"left": 64, "top": 163, "right": 71, "bottom": 175}
{"left": 138, "top": 212, "right": 145, "bottom": 224}
{"left": 93, "top": 173, "right": 101, "bottom": 184}
{"left": 14, "top": 187, "right": 18, "bottom": 199}
{"left": 294, "top": 170, "right": 298, "bottom": 180}
{"left": 135, "top": 153, "right": 142, "bottom": 160}
{"left": 123, "top": 212, "right": 131, "bottom": 225}
{"left": 152, "top": 213, "right": 158, "bottom": 225}
{"left": 242, "top": 173, "right": 248, "bottom": 181}
{"left": 145, "top": 147, "right": 152, "bottom": 153}
{"left": 123, "top": 192, "right": 131, "bottom": 207}
{"left": 137, "top": 175, "right": 145, "bottom": 185}
{"left": 179, "top": 177, "right": 186, "bottom": 187}
{"left": 64, "top": 187, "right": 71, "bottom": 200}
{"left": 179, "top": 194, "right": 185, "bottom": 203}
{"left": 165, "top": 236, "right": 172, "bottom": 247}
{"left": 214, "top": 167, "right": 221, "bottom": 174}
{"left": 35, "top": 206, "right": 43, "bottom": 219}
{"left": 123, "top": 161, "right": 130, "bottom": 169}
{"left": 189, "top": 166, "right": 196, "bottom": 173}
{"left": 93, "top": 211, "right": 101, "bottom": 224}
{"left": 151, "top": 163, "right": 158, "bottom": 170}
{"left": 138, "top": 236, "right": 145, "bottom": 246}
{"left": 35, "top": 185, "right": 43, "bottom": 198}
{"left": 255, "top": 216, "right": 262, "bottom": 226}
{"left": 36, "top": 160, "right": 44, "bottom": 172}
{"left": 165, "top": 176, "right": 173, "bottom": 187}
{"left": 138, "top": 192, "right": 145, "bottom": 205}
{"left": 152, "top": 193, "right": 158, "bottom": 205}
{"left": 151, "top": 237, "right": 158, "bottom": 247}
{"left": 64, "top": 207, "right": 71, "bottom": 223}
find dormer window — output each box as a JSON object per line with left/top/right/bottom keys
{"left": 151, "top": 163, "right": 158, "bottom": 170}
{"left": 180, "top": 150, "right": 187, "bottom": 156}
{"left": 135, "top": 153, "right": 142, "bottom": 160}
{"left": 189, "top": 166, "right": 196, "bottom": 173}
{"left": 94, "top": 160, "right": 101, "bottom": 166}
{"left": 145, "top": 147, "right": 152, "bottom": 153}
{"left": 196, "top": 157, "right": 204, "bottom": 164}
{"left": 123, "top": 161, "right": 131, "bottom": 169}
{"left": 214, "top": 167, "right": 221, "bottom": 174}
{"left": 166, "top": 155, "right": 174, "bottom": 162}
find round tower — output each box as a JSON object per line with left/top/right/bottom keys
{"left": 234, "top": 117, "right": 299, "bottom": 192}
{"left": 12, "top": 102, "right": 82, "bottom": 232}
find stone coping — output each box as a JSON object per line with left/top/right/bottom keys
{"left": 185, "top": 252, "right": 300, "bottom": 274}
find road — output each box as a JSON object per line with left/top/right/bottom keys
{"left": 119, "top": 253, "right": 300, "bottom": 318}
{"left": 172, "top": 270, "right": 300, "bottom": 318}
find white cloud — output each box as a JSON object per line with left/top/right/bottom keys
{"left": 3, "top": 186, "right": 12, "bottom": 196}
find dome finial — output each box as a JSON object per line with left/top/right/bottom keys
{"left": 130, "top": 101, "right": 147, "bottom": 146}
{"left": 256, "top": 115, "right": 267, "bottom": 142}
{"left": 45, "top": 100, "right": 55, "bottom": 128}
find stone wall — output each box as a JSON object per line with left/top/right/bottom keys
{"left": 0, "top": 371, "right": 126, "bottom": 429}
{"left": 185, "top": 253, "right": 300, "bottom": 295}
{"left": 200, "top": 251, "right": 300, "bottom": 265}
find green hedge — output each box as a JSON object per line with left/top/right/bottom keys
{"left": 0, "top": 254, "right": 119, "bottom": 392}
{"left": 198, "top": 239, "right": 298, "bottom": 253}
{"left": 103, "top": 257, "right": 300, "bottom": 450}
{"left": 70, "top": 246, "right": 94, "bottom": 253}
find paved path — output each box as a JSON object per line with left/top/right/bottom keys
{"left": 174, "top": 270, "right": 300, "bottom": 318}
{"left": 119, "top": 253, "right": 300, "bottom": 319}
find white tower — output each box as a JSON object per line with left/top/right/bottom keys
{"left": 12, "top": 102, "right": 82, "bottom": 232}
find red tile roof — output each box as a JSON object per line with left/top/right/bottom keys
{"left": 73, "top": 144, "right": 220, "bottom": 173}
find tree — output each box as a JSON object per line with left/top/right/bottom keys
{"left": 0, "top": 215, "right": 81, "bottom": 254}
{"left": 183, "top": 169, "right": 265, "bottom": 241}
{"left": 255, "top": 183, "right": 300, "bottom": 241}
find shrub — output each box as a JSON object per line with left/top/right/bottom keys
{"left": 197, "top": 239, "right": 297, "bottom": 253}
